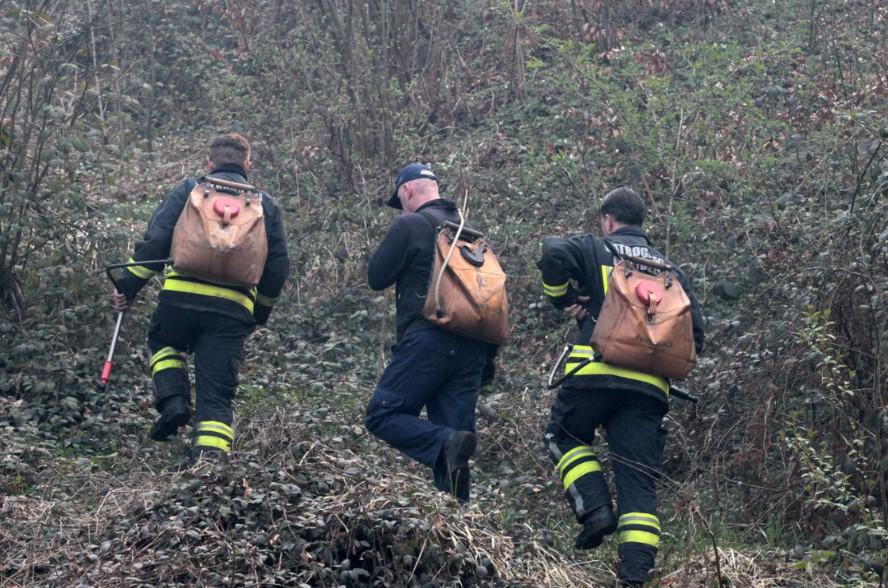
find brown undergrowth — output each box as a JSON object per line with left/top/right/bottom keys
{"left": 2, "top": 390, "right": 832, "bottom": 588}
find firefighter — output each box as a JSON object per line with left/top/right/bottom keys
{"left": 112, "top": 133, "right": 290, "bottom": 464}
{"left": 364, "top": 163, "right": 498, "bottom": 502}
{"left": 537, "top": 187, "right": 704, "bottom": 586}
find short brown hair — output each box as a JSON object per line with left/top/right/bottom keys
{"left": 209, "top": 133, "right": 250, "bottom": 167}
{"left": 600, "top": 186, "right": 645, "bottom": 227}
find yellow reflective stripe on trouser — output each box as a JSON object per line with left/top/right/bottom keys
{"left": 542, "top": 280, "right": 569, "bottom": 297}
{"left": 163, "top": 274, "right": 255, "bottom": 314}
{"left": 194, "top": 435, "right": 231, "bottom": 452}
{"left": 601, "top": 264, "right": 612, "bottom": 295}
{"left": 565, "top": 345, "right": 669, "bottom": 395}
{"left": 196, "top": 420, "right": 233, "bottom": 439}
{"left": 256, "top": 293, "right": 277, "bottom": 306}
{"left": 619, "top": 512, "right": 661, "bottom": 531}
{"left": 194, "top": 420, "right": 233, "bottom": 452}
{"left": 557, "top": 445, "right": 597, "bottom": 476}
{"left": 619, "top": 529, "right": 660, "bottom": 547}
{"left": 562, "top": 459, "right": 602, "bottom": 490}
{"left": 150, "top": 346, "right": 183, "bottom": 365}
{"left": 127, "top": 257, "right": 159, "bottom": 279}
{"left": 149, "top": 346, "right": 186, "bottom": 376}
{"left": 618, "top": 512, "right": 661, "bottom": 547}
{"left": 152, "top": 359, "right": 186, "bottom": 376}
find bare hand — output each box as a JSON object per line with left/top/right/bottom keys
{"left": 112, "top": 290, "right": 130, "bottom": 313}
{"left": 564, "top": 296, "right": 590, "bottom": 320}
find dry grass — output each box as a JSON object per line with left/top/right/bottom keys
{"left": 1, "top": 396, "right": 841, "bottom": 588}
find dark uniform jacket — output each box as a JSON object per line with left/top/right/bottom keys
{"left": 538, "top": 226, "right": 704, "bottom": 402}
{"left": 368, "top": 198, "right": 498, "bottom": 382}
{"left": 367, "top": 198, "right": 464, "bottom": 340}
{"left": 116, "top": 164, "right": 290, "bottom": 325}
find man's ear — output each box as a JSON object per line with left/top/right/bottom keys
{"left": 206, "top": 157, "right": 214, "bottom": 172}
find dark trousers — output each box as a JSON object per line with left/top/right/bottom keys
{"left": 147, "top": 303, "right": 251, "bottom": 433}
{"left": 364, "top": 326, "right": 486, "bottom": 494}
{"left": 545, "top": 386, "right": 667, "bottom": 583}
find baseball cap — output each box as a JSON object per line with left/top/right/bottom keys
{"left": 387, "top": 163, "right": 438, "bottom": 209}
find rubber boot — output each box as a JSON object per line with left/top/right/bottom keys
{"left": 441, "top": 430, "right": 477, "bottom": 502}
{"left": 149, "top": 395, "right": 191, "bottom": 441}
{"left": 574, "top": 503, "right": 618, "bottom": 549}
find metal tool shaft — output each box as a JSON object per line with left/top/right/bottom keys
{"left": 100, "top": 311, "right": 124, "bottom": 385}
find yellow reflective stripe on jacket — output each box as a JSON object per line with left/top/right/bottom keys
{"left": 127, "top": 257, "right": 159, "bottom": 280}
{"left": 557, "top": 445, "right": 596, "bottom": 476}
{"left": 618, "top": 529, "right": 660, "bottom": 547}
{"left": 543, "top": 280, "right": 569, "bottom": 297}
{"left": 163, "top": 271, "right": 256, "bottom": 313}
{"left": 562, "top": 459, "right": 602, "bottom": 489}
{"left": 256, "top": 293, "right": 277, "bottom": 307}
{"left": 194, "top": 435, "right": 231, "bottom": 452}
{"left": 565, "top": 345, "right": 669, "bottom": 395}
{"left": 568, "top": 347, "right": 595, "bottom": 359}
{"left": 196, "top": 420, "right": 233, "bottom": 439}
{"left": 601, "top": 264, "right": 612, "bottom": 295}
{"left": 619, "top": 512, "right": 661, "bottom": 531}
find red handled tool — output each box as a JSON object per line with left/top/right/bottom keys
{"left": 100, "top": 259, "right": 172, "bottom": 391}
{"left": 100, "top": 310, "right": 124, "bottom": 390}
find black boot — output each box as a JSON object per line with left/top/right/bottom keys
{"left": 574, "top": 504, "right": 617, "bottom": 549}
{"left": 441, "top": 430, "right": 477, "bottom": 502}
{"left": 149, "top": 396, "right": 191, "bottom": 441}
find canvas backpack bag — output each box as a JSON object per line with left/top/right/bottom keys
{"left": 420, "top": 213, "right": 510, "bottom": 345}
{"left": 170, "top": 176, "right": 268, "bottom": 287}
{"left": 590, "top": 241, "right": 696, "bottom": 380}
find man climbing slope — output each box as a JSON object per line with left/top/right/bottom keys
{"left": 112, "top": 133, "right": 290, "bottom": 464}
{"left": 364, "top": 163, "right": 499, "bottom": 502}
{"left": 538, "top": 187, "right": 704, "bottom": 586}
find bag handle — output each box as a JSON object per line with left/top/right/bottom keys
{"left": 442, "top": 220, "right": 483, "bottom": 242}
{"left": 198, "top": 176, "right": 260, "bottom": 193}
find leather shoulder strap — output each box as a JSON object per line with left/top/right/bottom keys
{"left": 415, "top": 209, "right": 441, "bottom": 231}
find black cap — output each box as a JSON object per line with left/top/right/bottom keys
{"left": 387, "top": 163, "right": 438, "bottom": 209}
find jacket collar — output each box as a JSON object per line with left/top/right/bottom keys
{"left": 209, "top": 163, "right": 248, "bottom": 181}
{"left": 609, "top": 225, "right": 649, "bottom": 243}
{"left": 415, "top": 198, "right": 458, "bottom": 213}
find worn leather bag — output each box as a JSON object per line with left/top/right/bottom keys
{"left": 170, "top": 177, "right": 268, "bottom": 286}
{"left": 590, "top": 252, "right": 696, "bottom": 380}
{"left": 422, "top": 220, "right": 510, "bottom": 345}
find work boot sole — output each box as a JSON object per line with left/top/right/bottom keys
{"left": 149, "top": 410, "right": 190, "bottom": 442}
